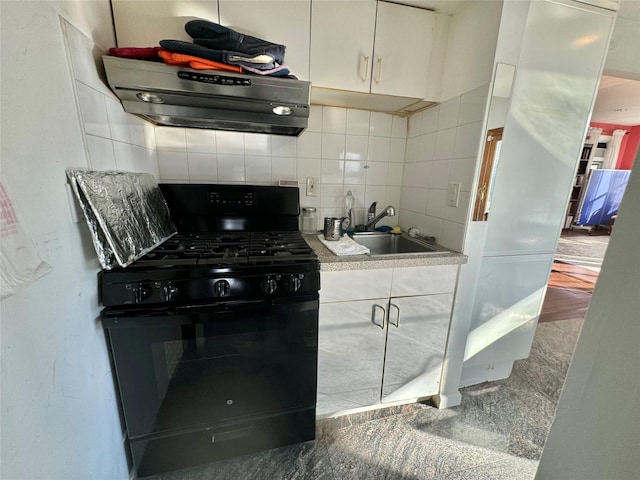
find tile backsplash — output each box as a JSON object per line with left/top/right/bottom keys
{"left": 155, "top": 106, "right": 408, "bottom": 231}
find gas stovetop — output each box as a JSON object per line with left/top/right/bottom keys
{"left": 133, "top": 231, "right": 316, "bottom": 268}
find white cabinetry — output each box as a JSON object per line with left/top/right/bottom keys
{"left": 218, "top": 0, "right": 311, "bottom": 80}
{"left": 310, "top": 0, "right": 439, "bottom": 100}
{"left": 318, "top": 265, "right": 457, "bottom": 416}
{"left": 112, "top": 1, "right": 220, "bottom": 47}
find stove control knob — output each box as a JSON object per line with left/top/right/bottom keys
{"left": 163, "top": 284, "right": 179, "bottom": 302}
{"left": 261, "top": 277, "right": 278, "bottom": 295}
{"left": 213, "top": 280, "right": 231, "bottom": 298}
{"left": 132, "top": 283, "right": 152, "bottom": 304}
{"left": 285, "top": 275, "right": 302, "bottom": 293}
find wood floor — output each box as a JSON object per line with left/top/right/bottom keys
{"left": 539, "top": 261, "right": 598, "bottom": 323}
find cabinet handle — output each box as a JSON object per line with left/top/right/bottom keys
{"left": 371, "top": 304, "right": 385, "bottom": 329}
{"left": 359, "top": 54, "right": 370, "bottom": 82}
{"left": 389, "top": 303, "right": 400, "bottom": 328}
{"left": 375, "top": 57, "right": 383, "bottom": 83}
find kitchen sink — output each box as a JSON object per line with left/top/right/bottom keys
{"left": 350, "top": 232, "right": 443, "bottom": 256}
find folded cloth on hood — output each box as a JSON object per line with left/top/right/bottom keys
{"left": 241, "top": 64, "right": 292, "bottom": 77}
{"left": 317, "top": 234, "right": 370, "bottom": 256}
{"left": 186, "top": 20, "right": 286, "bottom": 65}
{"left": 160, "top": 40, "right": 276, "bottom": 69}
{"left": 158, "top": 50, "right": 242, "bottom": 72}
{"left": 108, "top": 46, "right": 162, "bottom": 60}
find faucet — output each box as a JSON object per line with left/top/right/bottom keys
{"left": 364, "top": 203, "right": 396, "bottom": 231}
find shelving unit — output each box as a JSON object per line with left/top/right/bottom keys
{"left": 566, "top": 144, "right": 592, "bottom": 228}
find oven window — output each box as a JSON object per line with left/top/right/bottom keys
{"left": 105, "top": 299, "right": 318, "bottom": 439}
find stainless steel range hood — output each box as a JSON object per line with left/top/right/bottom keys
{"left": 102, "top": 56, "right": 310, "bottom": 136}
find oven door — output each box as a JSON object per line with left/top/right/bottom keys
{"left": 102, "top": 295, "right": 318, "bottom": 440}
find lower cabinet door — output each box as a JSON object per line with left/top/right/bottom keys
{"left": 381, "top": 293, "right": 453, "bottom": 402}
{"left": 317, "top": 299, "right": 387, "bottom": 415}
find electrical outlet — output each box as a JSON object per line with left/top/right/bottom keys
{"left": 447, "top": 181, "right": 461, "bottom": 207}
{"left": 306, "top": 177, "right": 318, "bottom": 196}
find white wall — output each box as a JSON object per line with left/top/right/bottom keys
{"left": 0, "top": 1, "right": 156, "bottom": 478}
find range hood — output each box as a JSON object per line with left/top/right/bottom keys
{"left": 102, "top": 56, "right": 310, "bottom": 136}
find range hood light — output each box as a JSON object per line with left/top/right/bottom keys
{"left": 272, "top": 105, "right": 293, "bottom": 116}
{"left": 137, "top": 92, "right": 165, "bottom": 104}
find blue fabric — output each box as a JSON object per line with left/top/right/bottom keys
{"left": 185, "top": 20, "right": 286, "bottom": 65}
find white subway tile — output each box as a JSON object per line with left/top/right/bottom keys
{"left": 320, "top": 184, "right": 344, "bottom": 208}
{"left": 426, "top": 188, "right": 446, "bottom": 218}
{"left": 454, "top": 121, "right": 483, "bottom": 159}
{"left": 369, "top": 112, "right": 393, "bottom": 137}
{"left": 419, "top": 133, "right": 436, "bottom": 162}
{"left": 272, "top": 136, "right": 297, "bottom": 157}
{"left": 321, "top": 133, "right": 346, "bottom": 159}
{"left": 434, "top": 127, "right": 456, "bottom": 161}
{"left": 187, "top": 152, "right": 218, "bottom": 181}
{"left": 85, "top": 135, "right": 116, "bottom": 171}
{"left": 297, "top": 131, "right": 322, "bottom": 158}
{"left": 365, "top": 162, "right": 389, "bottom": 186}
{"left": 423, "top": 216, "right": 444, "bottom": 241}
{"left": 217, "top": 154, "right": 245, "bottom": 182}
{"left": 437, "top": 96, "right": 461, "bottom": 131}
{"left": 449, "top": 157, "right": 477, "bottom": 192}
{"left": 156, "top": 127, "right": 187, "bottom": 151}
{"left": 440, "top": 220, "right": 464, "bottom": 252}
{"left": 444, "top": 190, "right": 470, "bottom": 224}
{"left": 408, "top": 112, "right": 421, "bottom": 138}
{"left": 129, "top": 117, "right": 147, "bottom": 148}
{"left": 346, "top": 109, "right": 371, "bottom": 135}
{"left": 421, "top": 107, "right": 439, "bottom": 134}
{"left": 364, "top": 185, "right": 387, "bottom": 210}
{"left": 367, "top": 136, "right": 390, "bottom": 162}
{"left": 405, "top": 137, "right": 420, "bottom": 163}
{"left": 321, "top": 160, "right": 345, "bottom": 184}
{"left": 271, "top": 157, "right": 297, "bottom": 182}
{"left": 391, "top": 115, "right": 407, "bottom": 138}
{"left": 244, "top": 133, "right": 271, "bottom": 156}
{"left": 344, "top": 161, "right": 366, "bottom": 185}
{"left": 428, "top": 160, "right": 452, "bottom": 189}
{"left": 158, "top": 150, "right": 189, "bottom": 180}
{"left": 387, "top": 163, "right": 404, "bottom": 186}
{"left": 186, "top": 129, "right": 216, "bottom": 154}
{"left": 76, "top": 82, "right": 110, "bottom": 138}
{"left": 244, "top": 155, "right": 272, "bottom": 183}
{"left": 64, "top": 21, "right": 109, "bottom": 94}
{"left": 216, "top": 131, "right": 245, "bottom": 154}
{"left": 297, "top": 157, "right": 321, "bottom": 179}
{"left": 106, "top": 98, "right": 131, "bottom": 144}
{"left": 322, "top": 106, "right": 347, "bottom": 133}
{"left": 307, "top": 105, "right": 323, "bottom": 132}
{"left": 113, "top": 142, "right": 135, "bottom": 171}
{"left": 389, "top": 138, "right": 406, "bottom": 163}
{"left": 459, "top": 83, "right": 490, "bottom": 125}
{"left": 345, "top": 135, "right": 368, "bottom": 160}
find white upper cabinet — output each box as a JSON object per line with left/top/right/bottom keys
{"left": 111, "top": 1, "right": 220, "bottom": 47}
{"left": 310, "top": 0, "right": 439, "bottom": 100}
{"left": 218, "top": 0, "right": 311, "bottom": 80}
{"left": 310, "top": 1, "right": 377, "bottom": 93}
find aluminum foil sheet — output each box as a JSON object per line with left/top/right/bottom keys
{"left": 66, "top": 170, "right": 176, "bottom": 269}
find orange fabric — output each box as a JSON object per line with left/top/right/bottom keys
{"left": 158, "top": 50, "right": 242, "bottom": 73}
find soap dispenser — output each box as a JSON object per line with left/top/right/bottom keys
{"left": 344, "top": 190, "right": 355, "bottom": 231}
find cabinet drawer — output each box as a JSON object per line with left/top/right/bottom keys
{"left": 320, "top": 269, "right": 393, "bottom": 303}
{"left": 391, "top": 265, "right": 458, "bottom": 297}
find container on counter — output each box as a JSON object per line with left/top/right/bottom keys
{"left": 301, "top": 207, "right": 317, "bottom": 234}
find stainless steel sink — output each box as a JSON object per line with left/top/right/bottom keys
{"left": 350, "top": 232, "right": 443, "bottom": 256}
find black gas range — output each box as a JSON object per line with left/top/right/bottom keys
{"left": 100, "top": 184, "right": 319, "bottom": 478}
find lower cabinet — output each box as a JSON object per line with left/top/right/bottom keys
{"left": 317, "top": 265, "right": 458, "bottom": 417}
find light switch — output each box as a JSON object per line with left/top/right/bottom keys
{"left": 447, "top": 182, "right": 461, "bottom": 207}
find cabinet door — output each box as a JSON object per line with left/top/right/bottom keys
{"left": 371, "top": 1, "right": 435, "bottom": 98}
{"left": 310, "top": 0, "right": 377, "bottom": 93}
{"left": 317, "top": 299, "right": 387, "bottom": 416}
{"left": 381, "top": 293, "right": 453, "bottom": 402}
{"left": 219, "top": 0, "right": 311, "bottom": 80}
{"left": 112, "top": 1, "right": 219, "bottom": 47}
